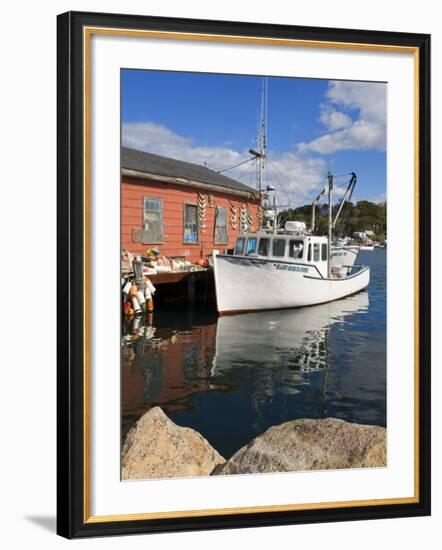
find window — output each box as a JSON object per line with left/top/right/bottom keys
{"left": 234, "top": 237, "right": 245, "bottom": 255}
{"left": 289, "top": 239, "right": 304, "bottom": 259}
{"left": 184, "top": 204, "right": 198, "bottom": 243}
{"left": 246, "top": 237, "right": 257, "bottom": 255}
{"left": 272, "top": 238, "right": 286, "bottom": 257}
{"left": 214, "top": 206, "right": 228, "bottom": 244}
{"left": 143, "top": 197, "right": 163, "bottom": 243}
{"left": 258, "top": 238, "right": 270, "bottom": 256}
{"left": 313, "top": 243, "right": 320, "bottom": 262}
{"left": 321, "top": 243, "right": 327, "bottom": 261}
{"left": 307, "top": 243, "right": 312, "bottom": 261}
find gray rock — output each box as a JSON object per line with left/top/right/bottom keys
{"left": 213, "top": 418, "right": 386, "bottom": 475}
{"left": 122, "top": 407, "right": 225, "bottom": 480}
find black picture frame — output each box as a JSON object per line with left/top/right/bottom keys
{"left": 57, "top": 10, "right": 431, "bottom": 539}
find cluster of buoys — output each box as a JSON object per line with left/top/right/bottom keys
{"left": 122, "top": 277, "right": 156, "bottom": 317}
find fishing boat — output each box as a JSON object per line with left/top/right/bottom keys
{"left": 212, "top": 226, "right": 369, "bottom": 314}
{"left": 212, "top": 79, "right": 370, "bottom": 315}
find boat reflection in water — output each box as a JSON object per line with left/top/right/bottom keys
{"left": 213, "top": 291, "right": 369, "bottom": 377}
{"left": 121, "top": 290, "right": 382, "bottom": 458}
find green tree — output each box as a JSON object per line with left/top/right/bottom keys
{"left": 279, "top": 200, "right": 387, "bottom": 240}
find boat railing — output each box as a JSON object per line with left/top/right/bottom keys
{"left": 346, "top": 264, "right": 368, "bottom": 274}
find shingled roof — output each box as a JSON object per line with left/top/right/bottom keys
{"left": 122, "top": 147, "right": 257, "bottom": 195}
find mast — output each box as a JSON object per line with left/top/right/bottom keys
{"left": 249, "top": 77, "right": 267, "bottom": 193}
{"left": 257, "top": 77, "right": 267, "bottom": 193}
{"left": 327, "top": 171, "right": 333, "bottom": 278}
{"left": 273, "top": 194, "right": 277, "bottom": 235}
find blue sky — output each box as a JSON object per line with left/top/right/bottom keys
{"left": 122, "top": 69, "right": 386, "bottom": 205}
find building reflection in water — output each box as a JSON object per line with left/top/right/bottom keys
{"left": 121, "top": 291, "right": 369, "bottom": 443}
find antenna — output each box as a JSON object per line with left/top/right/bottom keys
{"left": 254, "top": 77, "right": 268, "bottom": 192}
{"left": 327, "top": 171, "right": 333, "bottom": 278}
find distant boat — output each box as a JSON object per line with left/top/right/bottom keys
{"left": 330, "top": 242, "right": 359, "bottom": 268}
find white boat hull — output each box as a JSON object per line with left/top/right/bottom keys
{"left": 212, "top": 254, "right": 370, "bottom": 314}
{"left": 331, "top": 246, "right": 359, "bottom": 268}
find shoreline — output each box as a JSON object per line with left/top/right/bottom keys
{"left": 122, "top": 407, "right": 387, "bottom": 481}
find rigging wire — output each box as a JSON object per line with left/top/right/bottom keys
{"left": 216, "top": 156, "right": 255, "bottom": 174}
{"left": 266, "top": 158, "right": 312, "bottom": 203}
{"left": 266, "top": 165, "right": 292, "bottom": 205}
{"left": 258, "top": 154, "right": 291, "bottom": 204}
{"left": 249, "top": 157, "right": 258, "bottom": 188}
{"left": 235, "top": 156, "right": 258, "bottom": 183}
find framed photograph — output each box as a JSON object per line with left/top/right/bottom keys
{"left": 57, "top": 11, "right": 431, "bottom": 538}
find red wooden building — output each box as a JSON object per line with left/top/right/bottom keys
{"left": 121, "top": 147, "right": 262, "bottom": 263}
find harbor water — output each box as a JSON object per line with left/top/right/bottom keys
{"left": 122, "top": 249, "right": 386, "bottom": 459}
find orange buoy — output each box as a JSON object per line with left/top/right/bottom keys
{"left": 129, "top": 282, "right": 138, "bottom": 297}
{"left": 146, "top": 298, "right": 154, "bottom": 312}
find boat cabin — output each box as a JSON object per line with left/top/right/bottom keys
{"left": 233, "top": 233, "right": 329, "bottom": 278}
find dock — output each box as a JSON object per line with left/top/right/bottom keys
{"left": 146, "top": 269, "right": 215, "bottom": 308}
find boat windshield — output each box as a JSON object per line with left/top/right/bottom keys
{"left": 289, "top": 239, "right": 304, "bottom": 259}
{"left": 258, "top": 237, "right": 270, "bottom": 256}
{"left": 313, "top": 243, "right": 320, "bottom": 262}
{"left": 245, "top": 237, "right": 257, "bottom": 255}
{"left": 272, "top": 238, "right": 286, "bottom": 257}
{"left": 234, "top": 237, "right": 245, "bottom": 255}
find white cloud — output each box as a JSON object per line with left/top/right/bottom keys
{"left": 123, "top": 121, "right": 326, "bottom": 206}
{"left": 299, "top": 120, "right": 385, "bottom": 155}
{"left": 298, "top": 81, "right": 386, "bottom": 154}
{"left": 264, "top": 151, "right": 326, "bottom": 204}
{"left": 319, "top": 104, "right": 352, "bottom": 131}
{"left": 122, "top": 121, "right": 242, "bottom": 169}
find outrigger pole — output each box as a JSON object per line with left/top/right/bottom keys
{"left": 332, "top": 172, "right": 357, "bottom": 229}
{"left": 310, "top": 186, "right": 326, "bottom": 233}
{"left": 309, "top": 171, "right": 357, "bottom": 277}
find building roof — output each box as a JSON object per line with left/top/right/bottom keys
{"left": 122, "top": 147, "right": 258, "bottom": 195}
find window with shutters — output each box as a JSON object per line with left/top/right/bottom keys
{"left": 184, "top": 204, "right": 198, "bottom": 243}
{"left": 214, "top": 206, "right": 228, "bottom": 244}
{"left": 142, "top": 197, "right": 163, "bottom": 243}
